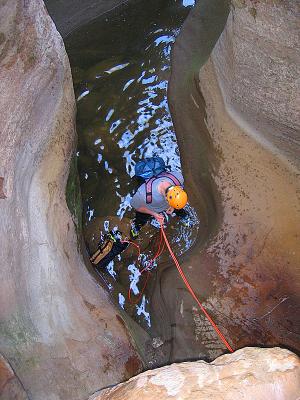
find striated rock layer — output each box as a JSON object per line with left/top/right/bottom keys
{"left": 91, "top": 347, "right": 300, "bottom": 399}
{"left": 214, "top": 0, "right": 299, "bottom": 167}
{"left": 0, "top": 1, "right": 142, "bottom": 399}
{"left": 159, "top": 0, "right": 300, "bottom": 362}
{"left": 197, "top": 0, "right": 300, "bottom": 353}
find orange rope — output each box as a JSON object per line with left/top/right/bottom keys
{"left": 124, "top": 223, "right": 233, "bottom": 352}
{"left": 121, "top": 239, "right": 141, "bottom": 258}
{"left": 128, "top": 269, "right": 151, "bottom": 305}
{"left": 126, "top": 229, "right": 165, "bottom": 305}
{"left": 160, "top": 223, "right": 234, "bottom": 353}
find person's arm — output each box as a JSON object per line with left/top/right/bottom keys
{"left": 136, "top": 206, "right": 164, "bottom": 224}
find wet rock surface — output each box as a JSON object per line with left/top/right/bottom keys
{"left": 150, "top": 0, "right": 232, "bottom": 363}
{"left": 84, "top": 211, "right": 200, "bottom": 367}
{"left": 0, "top": 1, "right": 142, "bottom": 399}
{"left": 1, "top": 0, "right": 299, "bottom": 397}
{"left": 166, "top": 0, "right": 300, "bottom": 360}
{"left": 44, "top": 0, "right": 128, "bottom": 37}
{"left": 65, "top": 0, "right": 202, "bottom": 369}
{"left": 90, "top": 347, "right": 300, "bottom": 399}
{"left": 61, "top": 0, "right": 300, "bottom": 368}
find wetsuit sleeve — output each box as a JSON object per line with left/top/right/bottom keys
{"left": 130, "top": 190, "right": 145, "bottom": 210}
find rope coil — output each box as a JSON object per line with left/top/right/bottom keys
{"left": 122, "top": 230, "right": 165, "bottom": 305}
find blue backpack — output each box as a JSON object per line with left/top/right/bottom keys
{"left": 134, "top": 157, "right": 166, "bottom": 180}
{"left": 134, "top": 157, "right": 181, "bottom": 204}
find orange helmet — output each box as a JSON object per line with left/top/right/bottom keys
{"left": 166, "top": 186, "right": 188, "bottom": 209}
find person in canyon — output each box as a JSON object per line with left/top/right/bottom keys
{"left": 130, "top": 158, "right": 190, "bottom": 239}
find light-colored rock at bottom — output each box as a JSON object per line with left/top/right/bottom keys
{"left": 91, "top": 347, "right": 300, "bottom": 400}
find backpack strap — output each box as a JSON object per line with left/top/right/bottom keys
{"left": 145, "top": 176, "right": 156, "bottom": 204}
{"left": 145, "top": 172, "right": 182, "bottom": 204}
{"left": 159, "top": 172, "right": 181, "bottom": 186}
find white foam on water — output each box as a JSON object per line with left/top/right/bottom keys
{"left": 116, "top": 193, "right": 132, "bottom": 218}
{"left": 87, "top": 208, "right": 94, "bottom": 221}
{"left": 118, "top": 293, "right": 125, "bottom": 309}
{"left": 106, "top": 261, "right": 117, "bottom": 279}
{"left": 103, "top": 220, "right": 110, "bottom": 231}
{"left": 128, "top": 263, "right": 141, "bottom": 295}
{"left": 136, "top": 295, "right": 151, "bottom": 327}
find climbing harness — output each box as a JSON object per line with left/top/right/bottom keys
{"left": 133, "top": 156, "right": 184, "bottom": 204}
{"left": 145, "top": 172, "right": 181, "bottom": 204}
{"left": 126, "top": 223, "right": 234, "bottom": 353}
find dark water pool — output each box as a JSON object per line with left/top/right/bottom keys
{"left": 65, "top": 0, "right": 200, "bottom": 365}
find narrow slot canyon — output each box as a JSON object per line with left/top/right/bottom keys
{"left": 0, "top": 0, "right": 299, "bottom": 399}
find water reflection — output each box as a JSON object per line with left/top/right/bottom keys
{"left": 183, "top": 0, "right": 196, "bottom": 6}
{"left": 74, "top": 31, "right": 183, "bottom": 221}
{"left": 66, "top": 1, "right": 198, "bottom": 332}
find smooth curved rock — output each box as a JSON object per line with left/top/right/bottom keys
{"left": 214, "top": 0, "right": 299, "bottom": 167}
{"left": 90, "top": 347, "right": 300, "bottom": 399}
{"left": 0, "top": 1, "right": 142, "bottom": 399}
{"left": 150, "top": 0, "right": 300, "bottom": 362}
{"left": 198, "top": 0, "right": 300, "bottom": 351}
{"left": 44, "top": 0, "right": 128, "bottom": 37}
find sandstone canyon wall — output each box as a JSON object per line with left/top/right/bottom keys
{"left": 1, "top": 0, "right": 299, "bottom": 398}
{"left": 44, "top": 0, "right": 128, "bottom": 37}
{"left": 213, "top": 0, "right": 299, "bottom": 167}
{"left": 167, "top": 0, "right": 300, "bottom": 359}
{"left": 91, "top": 347, "right": 300, "bottom": 400}
{"left": 0, "top": 1, "right": 141, "bottom": 399}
